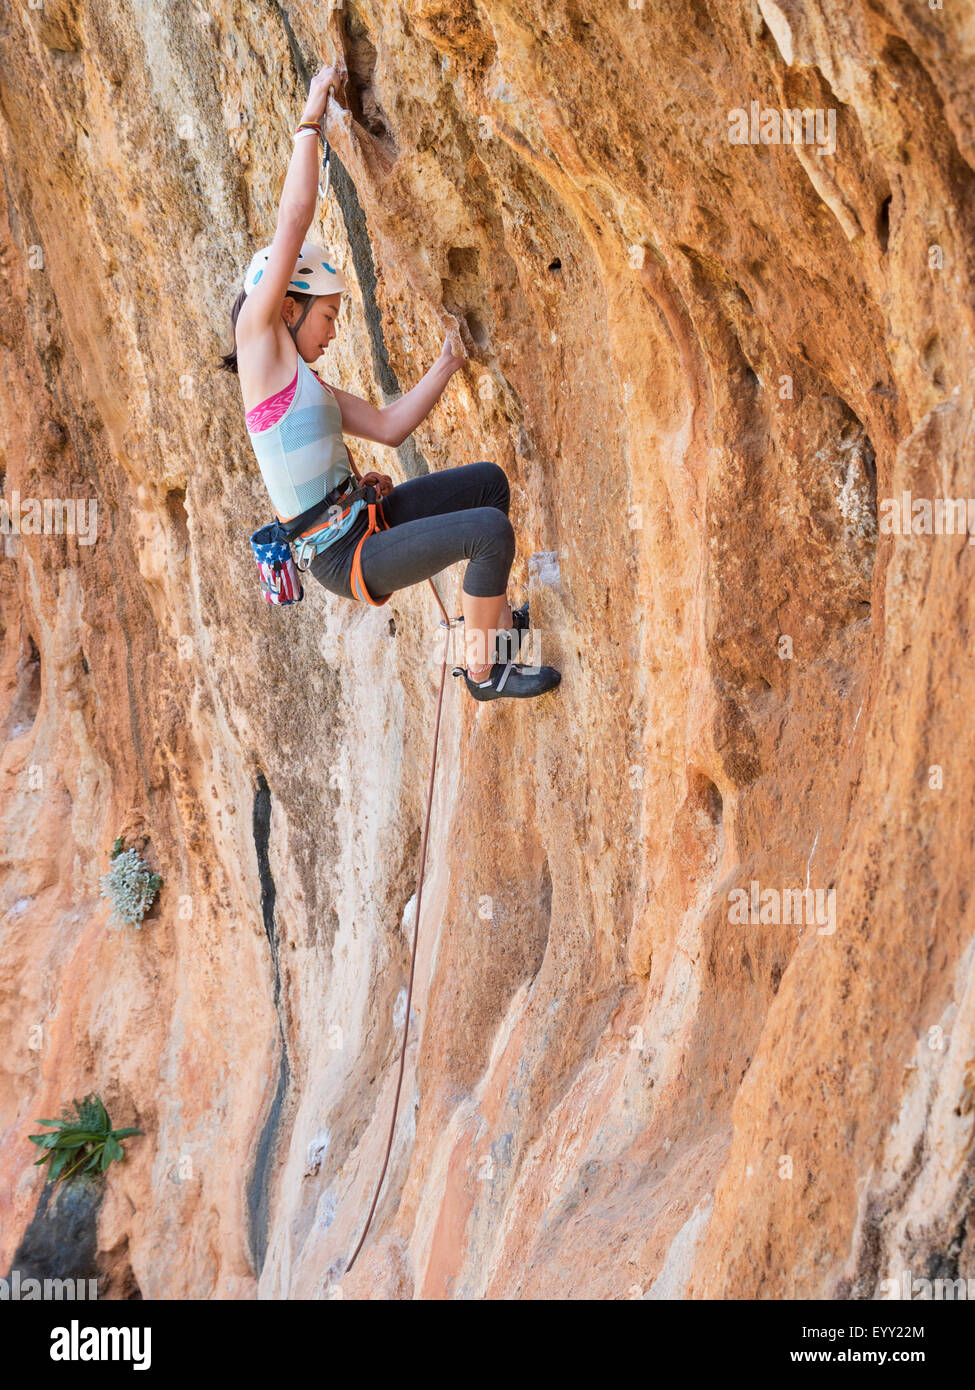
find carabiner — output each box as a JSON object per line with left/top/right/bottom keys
{"left": 317, "top": 140, "right": 331, "bottom": 203}
{"left": 294, "top": 537, "right": 315, "bottom": 572}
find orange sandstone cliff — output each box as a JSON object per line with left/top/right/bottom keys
{"left": 1, "top": 0, "right": 974, "bottom": 1298}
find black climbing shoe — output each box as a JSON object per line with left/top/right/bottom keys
{"left": 452, "top": 658, "right": 561, "bottom": 702}
{"left": 493, "top": 601, "right": 530, "bottom": 664}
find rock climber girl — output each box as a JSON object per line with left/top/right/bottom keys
{"left": 218, "top": 62, "right": 560, "bottom": 702}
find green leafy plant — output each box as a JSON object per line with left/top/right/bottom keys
{"left": 99, "top": 836, "right": 162, "bottom": 928}
{"left": 29, "top": 1094, "right": 142, "bottom": 1184}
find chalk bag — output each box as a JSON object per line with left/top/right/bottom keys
{"left": 249, "top": 522, "right": 304, "bottom": 606}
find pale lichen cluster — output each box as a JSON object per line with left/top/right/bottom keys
{"left": 99, "top": 846, "right": 162, "bottom": 929}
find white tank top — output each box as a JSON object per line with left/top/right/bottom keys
{"left": 246, "top": 356, "right": 362, "bottom": 538}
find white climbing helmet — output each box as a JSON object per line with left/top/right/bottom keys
{"left": 243, "top": 241, "right": 351, "bottom": 298}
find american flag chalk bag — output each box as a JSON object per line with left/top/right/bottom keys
{"left": 250, "top": 522, "right": 304, "bottom": 606}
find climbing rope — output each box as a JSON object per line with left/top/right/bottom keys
{"left": 344, "top": 580, "right": 459, "bottom": 1274}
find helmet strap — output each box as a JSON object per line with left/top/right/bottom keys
{"left": 286, "top": 295, "right": 315, "bottom": 345}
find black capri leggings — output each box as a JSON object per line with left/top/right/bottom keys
{"left": 307, "top": 460, "right": 516, "bottom": 603}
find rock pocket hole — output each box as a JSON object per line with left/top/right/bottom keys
{"left": 465, "top": 312, "right": 490, "bottom": 350}
{"left": 447, "top": 246, "right": 480, "bottom": 279}
{"left": 4, "top": 633, "right": 42, "bottom": 741}
{"left": 673, "top": 771, "right": 725, "bottom": 890}
{"left": 345, "top": 14, "right": 397, "bottom": 156}
{"left": 733, "top": 282, "right": 754, "bottom": 312}
{"left": 921, "top": 333, "right": 946, "bottom": 391}
{"left": 877, "top": 192, "right": 892, "bottom": 254}
{"left": 166, "top": 488, "right": 189, "bottom": 561}
{"left": 690, "top": 772, "right": 723, "bottom": 832}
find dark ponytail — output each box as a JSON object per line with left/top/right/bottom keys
{"left": 216, "top": 288, "right": 314, "bottom": 374}
{"left": 216, "top": 289, "right": 247, "bottom": 374}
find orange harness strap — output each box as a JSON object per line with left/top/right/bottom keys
{"left": 336, "top": 443, "right": 392, "bottom": 606}
{"left": 350, "top": 491, "right": 391, "bottom": 606}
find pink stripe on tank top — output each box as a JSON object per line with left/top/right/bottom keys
{"left": 245, "top": 364, "right": 336, "bottom": 432}
{"left": 245, "top": 365, "right": 298, "bottom": 432}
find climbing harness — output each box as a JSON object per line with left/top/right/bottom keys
{"left": 289, "top": 473, "right": 366, "bottom": 573}
{"left": 326, "top": 448, "right": 392, "bottom": 604}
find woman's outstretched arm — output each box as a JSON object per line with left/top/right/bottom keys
{"left": 328, "top": 334, "right": 466, "bottom": 447}
{"left": 238, "top": 64, "right": 345, "bottom": 339}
